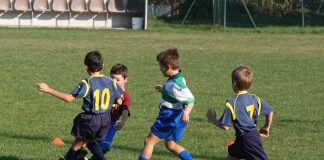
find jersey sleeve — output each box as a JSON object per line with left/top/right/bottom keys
{"left": 219, "top": 100, "right": 235, "bottom": 127}
{"left": 172, "top": 84, "right": 195, "bottom": 105}
{"left": 71, "top": 80, "right": 88, "bottom": 98}
{"left": 259, "top": 100, "right": 273, "bottom": 116}
{"left": 219, "top": 106, "right": 233, "bottom": 127}
{"left": 122, "top": 91, "right": 131, "bottom": 111}
{"left": 113, "top": 80, "right": 124, "bottom": 101}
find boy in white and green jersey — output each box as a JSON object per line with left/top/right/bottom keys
{"left": 138, "top": 48, "right": 195, "bottom": 160}
{"left": 160, "top": 72, "right": 195, "bottom": 110}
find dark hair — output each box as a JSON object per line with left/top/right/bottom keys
{"left": 84, "top": 50, "right": 103, "bottom": 72}
{"left": 110, "top": 63, "right": 128, "bottom": 78}
{"left": 232, "top": 65, "right": 253, "bottom": 92}
{"left": 156, "top": 48, "right": 180, "bottom": 70}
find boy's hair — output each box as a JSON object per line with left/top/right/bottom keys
{"left": 156, "top": 48, "right": 180, "bottom": 70}
{"left": 232, "top": 65, "right": 253, "bottom": 92}
{"left": 110, "top": 63, "right": 128, "bottom": 78}
{"left": 84, "top": 50, "right": 103, "bottom": 72}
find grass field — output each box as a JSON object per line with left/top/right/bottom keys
{"left": 0, "top": 21, "right": 324, "bottom": 160}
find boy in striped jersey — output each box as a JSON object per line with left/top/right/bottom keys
{"left": 138, "top": 48, "right": 195, "bottom": 160}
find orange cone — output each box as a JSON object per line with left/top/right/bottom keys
{"left": 225, "top": 140, "right": 234, "bottom": 148}
{"left": 51, "top": 137, "right": 65, "bottom": 145}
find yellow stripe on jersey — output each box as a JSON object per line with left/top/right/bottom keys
{"left": 81, "top": 80, "right": 90, "bottom": 97}
{"left": 90, "top": 74, "right": 105, "bottom": 78}
{"left": 257, "top": 97, "right": 262, "bottom": 115}
{"left": 113, "top": 79, "right": 117, "bottom": 89}
{"left": 226, "top": 102, "right": 236, "bottom": 120}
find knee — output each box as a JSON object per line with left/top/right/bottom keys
{"left": 144, "top": 135, "right": 158, "bottom": 147}
{"left": 165, "top": 141, "right": 176, "bottom": 150}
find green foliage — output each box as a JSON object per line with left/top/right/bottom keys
{"left": 151, "top": 0, "right": 324, "bottom": 20}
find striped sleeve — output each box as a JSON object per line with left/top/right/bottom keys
{"left": 172, "top": 84, "right": 195, "bottom": 105}
{"left": 219, "top": 105, "right": 233, "bottom": 127}
{"left": 71, "top": 80, "right": 89, "bottom": 98}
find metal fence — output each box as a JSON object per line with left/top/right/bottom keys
{"left": 153, "top": 0, "right": 324, "bottom": 30}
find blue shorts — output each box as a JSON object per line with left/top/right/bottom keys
{"left": 98, "top": 119, "right": 117, "bottom": 149}
{"left": 151, "top": 107, "right": 187, "bottom": 142}
{"left": 229, "top": 130, "right": 268, "bottom": 160}
{"left": 71, "top": 112, "right": 110, "bottom": 141}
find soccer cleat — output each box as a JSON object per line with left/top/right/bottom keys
{"left": 77, "top": 157, "right": 88, "bottom": 160}
{"left": 75, "top": 148, "right": 88, "bottom": 160}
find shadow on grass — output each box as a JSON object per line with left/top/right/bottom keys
{"left": 112, "top": 144, "right": 223, "bottom": 160}
{"left": 277, "top": 118, "right": 322, "bottom": 124}
{"left": 0, "top": 131, "right": 49, "bottom": 142}
{"left": 191, "top": 116, "right": 208, "bottom": 122}
{"left": 191, "top": 154, "right": 224, "bottom": 160}
{"left": 0, "top": 156, "right": 19, "bottom": 160}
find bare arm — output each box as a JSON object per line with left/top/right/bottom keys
{"left": 182, "top": 103, "right": 194, "bottom": 123}
{"left": 260, "top": 111, "right": 273, "bottom": 138}
{"left": 206, "top": 108, "right": 230, "bottom": 131}
{"left": 36, "top": 83, "right": 75, "bottom": 103}
{"left": 115, "top": 110, "right": 129, "bottom": 130}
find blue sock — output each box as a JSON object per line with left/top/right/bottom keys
{"left": 138, "top": 155, "right": 150, "bottom": 160}
{"left": 178, "top": 150, "right": 193, "bottom": 160}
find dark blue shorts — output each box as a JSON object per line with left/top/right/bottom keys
{"left": 228, "top": 130, "right": 268, "bottom": 160}
{"left": 71, "top": 112, "right": 110, "bottom": 141}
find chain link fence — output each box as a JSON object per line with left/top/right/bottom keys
{"left": 149, "top": 0, "right": 324, "bottom": 29}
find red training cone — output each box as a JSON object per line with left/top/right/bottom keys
{"left": 51, "top": 137, "right": 65, "bottom": 145}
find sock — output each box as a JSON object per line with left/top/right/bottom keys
{"left": 138, "top": 155, "right": 150, "bottom": 160}
{"left": 65, "top": 148, "right": 78, "bottom": 160}
{"left": 87, "top": 142, "right": 105, "bottom": 160}
{"left": 178, "top": 150, "right": 193, "bottom": 160}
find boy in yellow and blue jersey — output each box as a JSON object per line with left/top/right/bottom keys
{"left": 138, "top": 48, "right": 195, "bottom": 160}
{"left": 37, "top": 50, "right": 123, "bottom": 160}
{"left": 207, "top": 65, "right": 273, "bottom": 160}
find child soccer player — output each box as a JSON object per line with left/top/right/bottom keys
{"left": 138, "top": 48, "right": 195, "bottom": 160}
{"left": 207, "top": 65, "right": 274, "bottom": 160}
{"left": 98, "top": 63, "right": 131, "bottom": 153}
{"left": 36, "top": 50, "right": 123, "bottom": 160}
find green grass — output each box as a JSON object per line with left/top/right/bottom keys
{"left": 0, "top": 22, "right": 324, "bottom": 160}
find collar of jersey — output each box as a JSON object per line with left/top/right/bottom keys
{"left": 90, "top": 74, "right": 105, "bottom": 78}
{"left": 237, "top": 90, "right": 248, "bottom": 95}
{"left": 169, "top": 70, "right": 182, "bottom": 80}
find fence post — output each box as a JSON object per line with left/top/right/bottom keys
{"left": 223, "top": 0, "right": 227, "bottom": 29}
{"left": 301, "top": 0, "right": 305, "bottom": 31}
{"left": 213, "top": 0, "right": 216, "bottom": 26}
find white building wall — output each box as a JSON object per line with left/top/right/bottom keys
{"left": 0, "top": 0, "right": 147, "bottom": 29}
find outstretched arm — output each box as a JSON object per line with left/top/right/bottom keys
{"left": 206, "top": 108, "right": 230, "bottom": 131}
{"left": 36, "top": 83, "right": 75, "bottom": 103}
{"left": 260, "top": 111, "right": 273, "bottom": 138}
